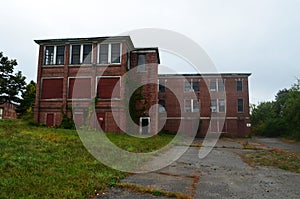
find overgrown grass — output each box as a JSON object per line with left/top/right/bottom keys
{"left": 242, "top": 150, "right": 300, "bottom": 173}
{"left": 0, "top": 120, "right": 174, "bottom": 198}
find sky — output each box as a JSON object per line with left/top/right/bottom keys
{"left": 0, "top": 0, "right": 299, "bottom": 104}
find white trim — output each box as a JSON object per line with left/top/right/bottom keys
{"left": 43, "top": 45, "right": 65, "bottom": 66}
{"left": 97, "top": 42, "right": 122, "bottom": 65}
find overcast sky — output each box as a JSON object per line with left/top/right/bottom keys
{"left": 0, "top": 0, "right": 299, "bottom": 104}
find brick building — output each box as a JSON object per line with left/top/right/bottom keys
{"left": 34, "top": 36, "right": 251, "bottom": 137}
{"left": 0, "top": 102, "right": 17, "bottom": 119}
{"left": 158, "top": 73, "right": 251, "bottom": 137}
{"left": 34, "top": 36, "right": 159, "bottom": 133}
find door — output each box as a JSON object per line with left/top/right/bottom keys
{"left": 140, "top": 117, "right": 150, "bottom": 134}
{"left": 46, "top": 113, "right": 54, "bottom": 127}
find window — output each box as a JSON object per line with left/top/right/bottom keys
{"left": 184, "top": 80, "right": 200, "bottom": 92}
{"left": 237, "top": 80, "right": 243, "bottom": 92}
{"left": 210, "top": 99, "right": 217, "bottom": 112}
{"left": 218, "top": 80, "right": 225, "bottom": 92}
{"left": 71, "top": 45, "right": 81, "bottom": 64}
{"left": 210, "top": 81, "right": 217, "bottom": 91}
{"left": 83, "top": 44, "right": 92, "bottom": 64}
{"left": 111, "top": 43, "right": 121, "bottom": 63}
{"left": 211, "top": 99, "right": 226, "bottom": 113}
{"left": 210, "top": 80, "right": 225, "bottom": 92}
{"left": 185, "top": 99, "right": 200, "bottom": 112}
{"left": 70, "top": 44, "right": 93, "bottom": 65}
{"left": 44, "top": 46, "right": 55, "bottom": 65}
{"left": 97, "top": 77, "right": 121, "bottom": 99}
{"left": 98, "top": 43, "right": 121, "bottom": 64}
{"left": 158, "top": 99, "right": 166, "bottom": 113}
{"left": 137, "top": 54, "right": 146, "bottom": 72}
{"left": 218, "top": 99, "right": 226, "bottom": 112}
{"left": 238, "top": 99, "right": 244, "bottom": 112}
{"left": 56, "top": 46, "right": 65, "bottom": 65}
{"left": 68, "top": 78, "right": 91, "bottom": 99}
{"left": 41, "top": 78, "right": 63, "bottom": 99}
{"left": 159, "top": 80, "right": 166, "bottom": 93}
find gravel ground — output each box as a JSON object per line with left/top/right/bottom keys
{"left": 97, "top": 138, "right": 300, "bottom": 199}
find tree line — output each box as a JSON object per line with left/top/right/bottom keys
{"left": 251, "top": 80, "right": 300, "bottom": 141}
{"left": 0, "top": 52, "right": 36, "bottom": 117}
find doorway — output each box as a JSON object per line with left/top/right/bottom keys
{"left": 140, "top": 117, "right": 150, "bottom": 134}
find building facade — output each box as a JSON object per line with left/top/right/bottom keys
{"left": 34, "top": 36, "right": 251, "bottom": 137}
{"left": 34, "top": 36, "right": 160, "bottom": 133}
{"left": 158, "top": 73, "right": 251, "bottom": 137}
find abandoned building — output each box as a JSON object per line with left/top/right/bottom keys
{"left": 0, "top": 102, "right": 17, "bottom": 119}
{"left": 34, "top": 36, "right": 251, "bottom": 137}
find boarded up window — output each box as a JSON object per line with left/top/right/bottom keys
{"left": 68, "top": 78, "right": 91, "bottom": 99}
{"left": 97, "top": 77, "right": 120, "bottom": 99}
{"left": 41, "top": 78, "right": 63, "bottom": 99}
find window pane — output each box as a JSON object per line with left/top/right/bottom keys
{"left": 193, "top": 99, "right": 200, "bottom": 112}
{"left": 218, "top": 80, "right": 224, "bottom": 92}
{"left": 238, "top": 99, "right": 244, "bottom": 112}
{"left": 184, "top": 81, "right": 192, "bottom": 92}
{"left": 71, "top": 45, "right": 81, "bottom": 64}
{"left": 184, "top": 99, "right": 191, "bottom": 112}
{"left": 111, "top": 43, "right": 121, "bottom": 63}
{"left": 210, "top": 99, "right": 217, "bottom": 112}
{"left": 193, "top": 81, "right": 200, "bottom": 92}
{"left": 56, "top": 45, "right": 65, "bottom": 65}
{"left": 237, "top": 80, "right": 243, "bottom": 91}
{"left": 44, "top": 46, "right": 54, "bottom": 65}
{"left": 159, "top": 80, "right": 165, "bottom": 92}
{"left": 210, "top": 81, "right": 216, "bottom": 91}
{"left": 158, "top": 99, "right": 166, "bottom": 112}
{"left": 219, "top": 99, "right": 225, "bottom": 112}
{"left": 99, "top": 44, "right": 108, "bottom": 64}
{"left": 137, "top": 54, "right": 146, "bottom": 71}
{"left": 83, "top": 44, "right": 92, "bottom": 64}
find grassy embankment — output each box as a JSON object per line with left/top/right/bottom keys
{"left": 0, "top": 120, "right": 173, "bottom": 198}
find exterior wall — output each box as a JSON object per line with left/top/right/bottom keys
{"left": 0, "top": 102, "right": 17, "bottom": 119}
{"left": 158, "top": 74, "right": 251, "bottom": 137}
{"left": 34, "top": 37, "right": 159, "bottom": 134}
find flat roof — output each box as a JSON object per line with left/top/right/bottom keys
{"left": 158, "top": 73, "right": 251, "bottom": 78}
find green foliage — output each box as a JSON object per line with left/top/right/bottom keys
{"left": 0, "top": 120, "right": 173, "bottom": 198}
{"left": 59, "top": 114, "right": 75, "bottom": 129}
{"left": 17, "top": 80, "right": 36, "bottom": 115}
{"left": 0, "top": 52, "right": 26, "bottom": 104}
{"left": 251, "top": 80, "right": 300, "bottom": 140}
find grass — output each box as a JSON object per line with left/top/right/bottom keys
{"left": 0, "top": 119, "right": 174, "bottom": 198}
{"left": 242, "top": 150, "right": 300, "bottom": 173}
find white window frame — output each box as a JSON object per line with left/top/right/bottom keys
{"left": 97, "top": 42, "right": 122, "bottom": 65}
{"left": 69, "top": 44, "right": 93, "bottom": 65}
{"left": 44, "top": 45, "right": 63, "bottom": 66}
{"left": 184, "top": 79, "right": 200, "bottom": 92}
{"left": 211, "top": 99, "right": 226, "bottom": 113}
{"left": 184, "top": 99, "right": 200, "bottom": 113}
{"left": 210, "top": 80, "right": 225, "bottom": 92}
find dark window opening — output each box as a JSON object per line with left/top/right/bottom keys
{"left": 159, "top": 80, "right": 166, "bottom": 92}
{"left": 71, "top": 45, "right": 81, "bottom": 64}
{"left": 111, "top": 43, "right": 121, "bottom": 63}
{"left": 56, "top": 45, "right": 65, "bottom": 65}
{"left": 83, "top": 44, "right": 92, "bottom": 64}
{"left": 237, "top": 80, "right": 243, "bottom": 92}
{"left": 137, "top": 54, "right": 146, "bottom": 72}
{"left": 238, "top": 99, "right": 244, "bottom": 112}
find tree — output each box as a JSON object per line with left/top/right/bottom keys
{"left": 251, "top": 79, "right": 300, "bottom": 140}
{"left": 0, "top": 52, "right": 26, "bottom": 104}
{"left": 18, "top": 80, "right": 36, "bottom": 115}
